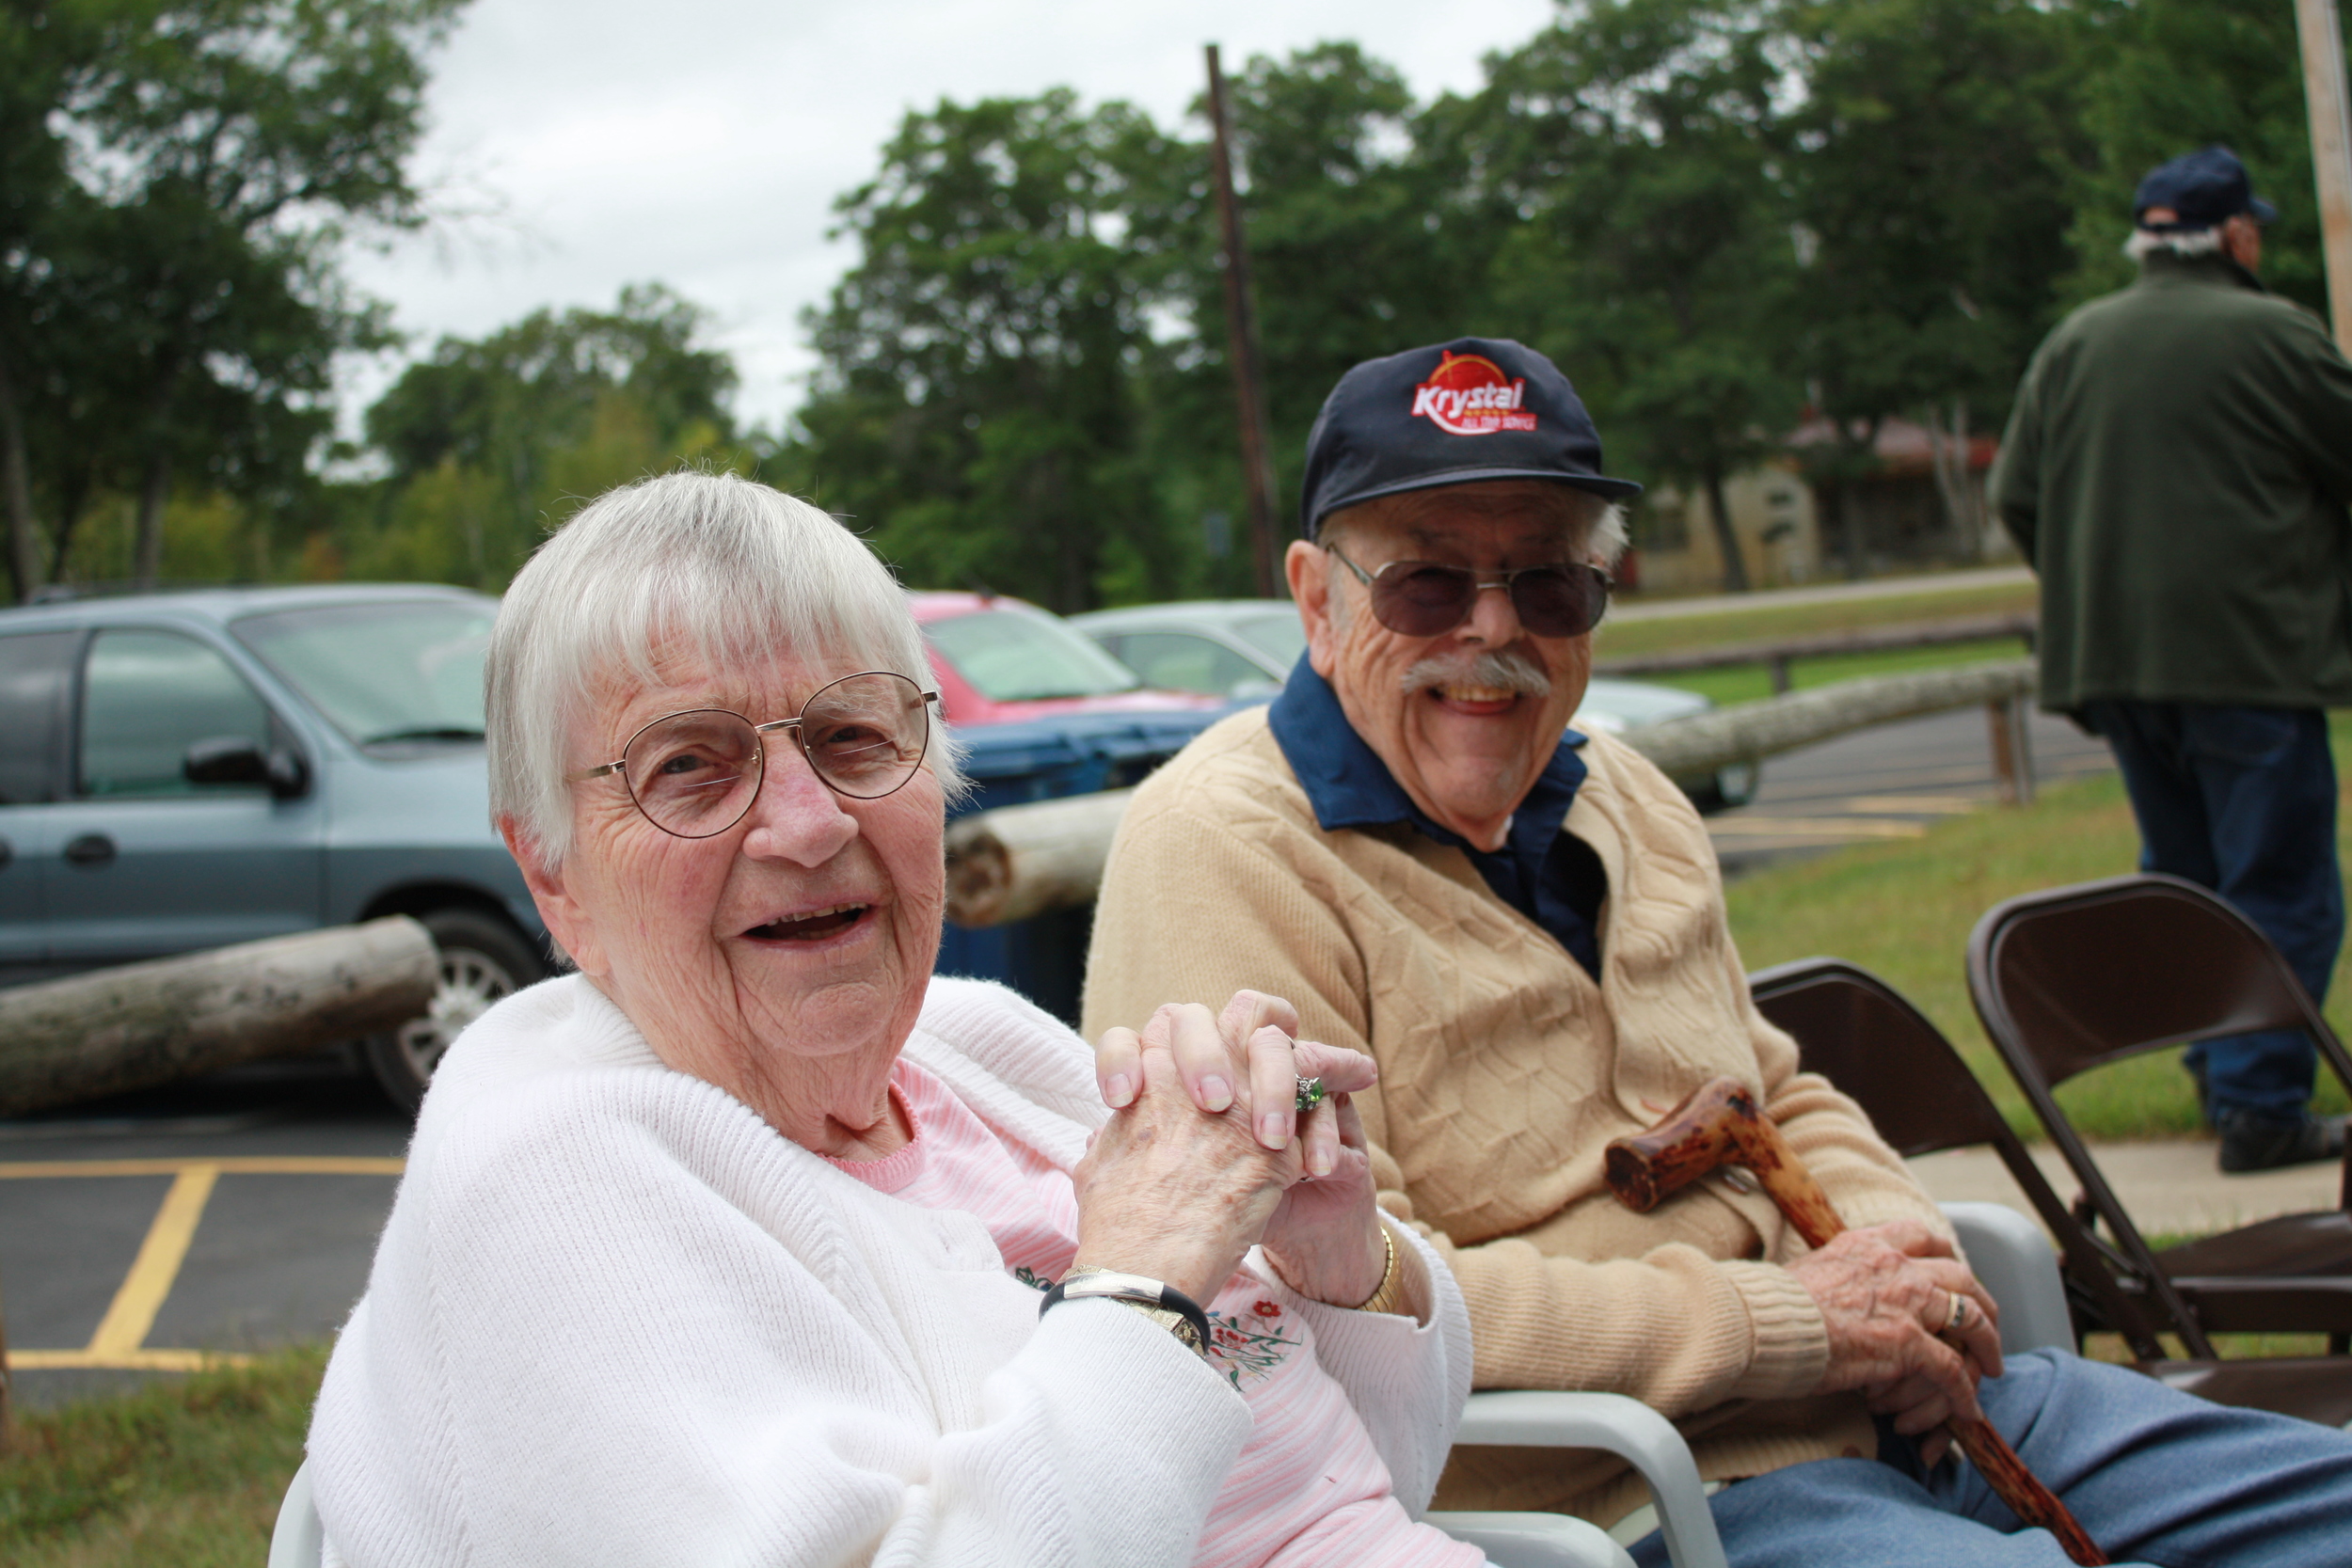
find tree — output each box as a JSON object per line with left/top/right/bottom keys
{"left": 356, "top": 283, "right": 743, "bottom": 586}
{"left": 796, "top": 91, "right": 1177, "bottom": 611}
{"left": 0, "top": 0, "right": 461, "bottom": 601}
{"left": 1463, "top": 0, "right": 1801, "bottom": 591}
{"left": 1778, "top": 0, "right": 2091, "bottom": 572}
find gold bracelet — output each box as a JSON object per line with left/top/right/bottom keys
{"left": 1354, "top": 1225, "right": 1407, "bottom": 1315}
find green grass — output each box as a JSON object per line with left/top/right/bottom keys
{"left": 1645, "top": 637, "right": 2030, "bottom": 707}
{"left": 1597, "top": 580, "right": 2039, "bottom": 660}
{"left": 0, "top": 1346, "right": 322, "bottom": 1567}
{"left": 1724, "top": 718, "right": 2352, "bottom": 1143}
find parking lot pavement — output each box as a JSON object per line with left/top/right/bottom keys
{"left": 1709, "top": 704, "right": 2115, "bottom": 875}
{"left": 0, "top": 1059, "right": 408, "bottom": 1409}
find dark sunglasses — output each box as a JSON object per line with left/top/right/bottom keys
{"left": 1324, "top": 543, "right": 1613, "bottom": 640}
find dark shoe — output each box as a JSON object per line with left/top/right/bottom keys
{"left": 2217, "top": 1111, "right": 2348, "bottom": 1174}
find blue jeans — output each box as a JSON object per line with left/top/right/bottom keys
{"left": 2079, "top": 700, "right": 2344, "bottom": 1124}
{"left": 1628, "top": 1351, "right": 2352, "bottom": 1567}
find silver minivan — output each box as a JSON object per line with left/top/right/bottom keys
{"left": 0, "top": 584, "right": 547, "bottom": 1109}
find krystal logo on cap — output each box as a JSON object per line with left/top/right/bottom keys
{"left": 1408, "top": 350, "right": 1535, "bottom": 436}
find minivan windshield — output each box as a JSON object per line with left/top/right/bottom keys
{"left": 925, "top": 608, "right": 1143, "bottom": 702}
{"left": 233, "top": 599, "right": 496, "bottom": 747}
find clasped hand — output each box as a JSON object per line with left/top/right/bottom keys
{"left": 1073, "top": 992, "right": 1386, "bottom": 1309}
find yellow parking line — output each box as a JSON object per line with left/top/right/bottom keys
{"left": 85, "top": 1164, "right": 219, "bottom": 1357}
{"left": 2, "top": 1157, "right": 403, "bottom": 1374}
{"left": 10, "top": 1348, "right": 253, "bottom": 1371}
{"left": 0, "top": 1156, "right": 405, "bottom": 1179}
{"left": 1707, "top": 816, "right": 1930, "bottom": 838}
{"left": 1831, "top": 795, "right": 1985, "bottom": 815}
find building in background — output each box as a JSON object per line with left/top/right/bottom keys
{"left": 1628, "top": 418, "right": 2013, "bottom": 594}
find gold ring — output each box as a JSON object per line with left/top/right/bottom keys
{"left": 1946, "top": 1292, "right": 1969, "bottom": 1334}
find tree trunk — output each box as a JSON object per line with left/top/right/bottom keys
{"left": 0, "top": 918, "right": 438, "bottom": 1117}
{"left": 48, "top": 460, "right": 93, "bottom": 582}
{"left": 1925, "top": 399, "right": 1980, "bottom": 557}
{"left": 1702, "top": 464, "right": 1751, "bottom": 593}
{"left": 0, "top": 346, "right": 41, "bottom": 604}
{"left": 132, "top": 446, "right": 171, "bottom": 591}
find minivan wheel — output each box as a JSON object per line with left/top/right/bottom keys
{"left": 364, "top": 910, "right": 543, "bottom": 1112}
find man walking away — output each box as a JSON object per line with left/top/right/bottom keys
{"left": 1994, "top": 146, "right": 2352, "bottom": 1172}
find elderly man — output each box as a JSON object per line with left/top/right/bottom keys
{"left": 1086, "top": 337, "right": 2352, "bottom": 1566}
{"left": 1994, "top": 146, "right": 2352, "bottom": 1173}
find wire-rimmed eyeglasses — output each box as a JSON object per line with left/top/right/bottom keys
{"left": 1324, "top": 542, "right": 1612, "bottom": 640}
{"left": 566, "top": 671, "right": 940, "bottom": 839}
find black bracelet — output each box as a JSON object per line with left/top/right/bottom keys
{"left": 1041, "top": 1269, "right": 1213, "bottom": 1357}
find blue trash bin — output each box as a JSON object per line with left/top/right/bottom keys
{"left": 937, "top": 708, "right": 1236, "bottom": 1023}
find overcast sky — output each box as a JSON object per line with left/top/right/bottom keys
{"left": 337, "top": 0, "right": 1560, "bottom": 436}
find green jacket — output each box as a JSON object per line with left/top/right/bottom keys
{"left": 1993, "top": 252, "right": 2352, "bottom": 710}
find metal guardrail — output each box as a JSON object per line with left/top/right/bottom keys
{"left": 1596, "top": 612, "right": 2037, "bottom": 692}
{"left": 944, "top": 659, "right": 2042, "bottom": 927}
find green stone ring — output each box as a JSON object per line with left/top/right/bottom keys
{"left": 1294, "top": 1076, "right": 1327, "bottom": 1114}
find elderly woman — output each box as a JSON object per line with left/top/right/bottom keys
{"left": 307, "top": 471, "right": 1486, "bottom": 1567}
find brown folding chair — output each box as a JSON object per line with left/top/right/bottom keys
{"left": 1965, "top": 874, "right": 2352, "bottom": 1358}
{"left": 1753, "top": 955, "right": 2352, "bottom": 1425}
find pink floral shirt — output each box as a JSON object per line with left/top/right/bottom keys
{"left": 831, "top": 1058, "right": 1481, "bottom": 1568}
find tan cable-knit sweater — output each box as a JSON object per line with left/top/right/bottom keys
{"left": 1082, "top": 705, "right": 1951, "bottom": 1525}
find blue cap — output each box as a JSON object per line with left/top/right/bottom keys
{"left": 1298, "top": 337, "right": 1641, "bottom": 540}
{"left": 2134, "top": 146, "right": 2278, "bottom": 231}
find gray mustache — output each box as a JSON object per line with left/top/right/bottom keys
{"left": 1399, "top": 648, "right": 1553, "bottom": 699}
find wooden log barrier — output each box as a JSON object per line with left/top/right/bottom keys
{"left": 946, "top": 789, "right": 1139, "bottom": 929}
{"left": 1622, "top": 659, "right": 2035, "bottom": 781}
{"left": 0, "top": 916, "right": 438, "bottom": 1119}
{"left": 944, "top": 661, "right": 2040, "bottom": 928}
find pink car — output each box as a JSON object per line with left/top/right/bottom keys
{"left": 908, "top": 592, "right": 1227, "bottom": 728}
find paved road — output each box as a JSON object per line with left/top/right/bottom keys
{"left": 1708, "top": 701, "right": 2115, "bottom": 877}
{"left": 1, "top": 1060, "right": 407, "bottom": 1409}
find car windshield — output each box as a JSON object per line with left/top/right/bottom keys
{"left": 232, "top": 599, "right": 495, "bottom": 746}
{"left": 926, "top": 607, "right": 1142, "bottom": 702}
{"left": 1232, "top": 611, "right": 1307, "bottom": 670}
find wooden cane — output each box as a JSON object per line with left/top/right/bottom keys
{"left": 1605, "top": 1077, "right": 2108, "bottom": 1567}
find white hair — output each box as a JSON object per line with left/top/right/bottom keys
{"left": 1319, "top": 484, "right": 1628, "bottom": 638}
{"left": 487, "top": 470, "right": 961, "bottom": 868}
{"left": 1322, "top": 483, "right": 1629, "bottom": 570}
{"left": 1585, "top": 499, "right": 1630, "bottom": 570}
{"left": 2125, "top": 226, "right": 2227, "bottom": 261}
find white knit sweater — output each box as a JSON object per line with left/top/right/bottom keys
{"left": 308, "top": 974, "right": 1472, "bottom": 1567}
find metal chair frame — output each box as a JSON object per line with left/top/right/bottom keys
{"left": 1754, "top": 953, "right": 2352, "bottom": 1428}
{"left": 1965, "top": 874, "right": 2352, "bottom": 1355}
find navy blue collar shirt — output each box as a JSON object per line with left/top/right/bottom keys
{"left": 1266, "top": 657, "right": 1611, "bottom": 980}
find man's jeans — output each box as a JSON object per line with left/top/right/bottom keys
{"left": 1628, "top": 1351, "right": 2352, "bottom": 1566}
{"left": 2080, "top": 699, "right": 2344, "bottom": 1124}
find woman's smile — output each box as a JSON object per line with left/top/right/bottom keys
{"left": 740, "top": 901, "right": 874, "bottom": 943}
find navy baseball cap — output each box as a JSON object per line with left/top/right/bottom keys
{"left": 2134, "top": 146, "right": 2277, "bottom": 231}
{"left": 1299, "top": 337, "right": 1641, "bottom": 540}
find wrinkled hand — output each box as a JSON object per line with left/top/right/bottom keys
{"left": 1788, "top": 1219, "right": 2004, "bottom": 1467}
{"left": 1073, "top": 1003, "right": 1301, "bottom": 1303}
{"left": 1093, "top": 992, "right": 1387, "bottom": 1307}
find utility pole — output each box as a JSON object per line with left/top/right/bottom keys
{"left": 2296, "top": 0, "right": 2352, "bottom": 353}
{"left": 1204, "top": 44, "right": 1283, "bottom": 598}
